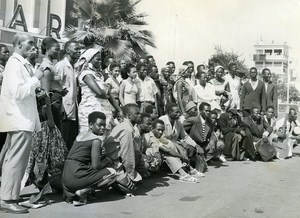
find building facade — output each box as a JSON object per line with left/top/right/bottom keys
{"left": 253, "top": 43, "right": 290, "bottom": 82}
{"left": 0, "top": 0, "right": 76, "bottom": 48}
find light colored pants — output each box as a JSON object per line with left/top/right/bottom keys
{"left": 164, "top": 155, "right": 183, "bottom": 174}
{"left": 1, "top": 131, "right": 32, "bottom": 200}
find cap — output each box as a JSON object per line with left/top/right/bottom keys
{"left": 185, "top": 101, "right": 197, "bottom": 112}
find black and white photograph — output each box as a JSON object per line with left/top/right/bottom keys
{"left": 0, "top": 0, "right": 300, "bottom": 217}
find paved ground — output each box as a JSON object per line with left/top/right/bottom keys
{"left": 2, "top": 146, "right": 300, "bottom": 218}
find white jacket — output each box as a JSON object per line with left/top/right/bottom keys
{"left": 0, "top": 52, "right": 41, "bottom": 132}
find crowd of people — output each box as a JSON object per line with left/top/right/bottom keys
{"left": 0, "top": 33, "right": 299, "bottom": 214}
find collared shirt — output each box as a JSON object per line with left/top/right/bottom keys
{"left": 159, "top": 114, "right": 197, "bottom": 147}
{"left": 264, "top": 82, "right": 268, "bottom": 93}
{"left": 136, "top": 76, "right": 158, "bottom": 102}
{"left": 56, "top": 57, "right": 77, "bottom": 120}
{"left": 276, "top": 117, "right": 300, "bottom": 137}
{"left": 109, "top": 118, "right": 137, "bottom": 180}
{"left": 250, "top": 79, "right": 258, "bottom": 90}
{"left": 0, "top": 52, "right": 41, "bottom": 132}
{"left": 144, "top": 131, "right": 177, "bottom": 154}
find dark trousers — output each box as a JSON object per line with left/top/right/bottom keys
{"left": 61, "top": 119, "right": 78, "bottom": 150}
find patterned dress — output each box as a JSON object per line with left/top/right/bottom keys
{"left": 25, "top": 122, "right": 68, "bottom": 191}
{"left": 78, "top": 68, "right": 113, "bottom": 132}
{"left": 173, "top": 78, "right": 192, "bottom": 110}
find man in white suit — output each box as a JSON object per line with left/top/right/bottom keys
{"left": 0, "top": 33, "right": 43, "bottom": 214}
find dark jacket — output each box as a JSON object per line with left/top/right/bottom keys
{"left": 240, "top": 80, "right": 266, "bottom": 111}
{"left": 242, "top": 115, "right": 273, "bottom": 142}
{"left": 183, "top": 115, "right": 216, "bottom": 147}
{"left": 263, "top": 82, "right": 278, "bottom": 116}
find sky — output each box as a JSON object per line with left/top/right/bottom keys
{"left": 136, "top": 0, "right": 300, "bottom": 77}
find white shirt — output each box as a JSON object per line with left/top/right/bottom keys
{"left": 250, "top": 79, "right": 258, "bottom": 90}
{"left": 136, "top": 76, "right": 158, "bottom": 102}
{"left": 276, "top": 117, "right": 300, "bottom": 137}
{"left": 56, "top": 57, "right": 77, "bottom": 120}
{"left": 0, "top": 52, "right": 41, "bottom": 132}
{"left": 224, "top": 74, "right": 241, "bottom": 96}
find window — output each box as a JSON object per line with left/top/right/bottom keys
{"left": 256, "top": 49, "right": 263, "bottom": 54}
{"left": 255, "top": 62, "right": 263, "bottom": 67}
{"left": 274, "top": 49, "right": 282, "bottom": 55}
{"left": 264, "top": 49, "right": 272, "bottom": 55}
{"left": 274, "top": 62, "right": 282, "bottom": 67}
{"left": 265, "top": 62, "right": 273, "bottom": 67}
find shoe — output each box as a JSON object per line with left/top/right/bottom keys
{"left": 189, "top": 169, "right": 205, "bottom": 178}
{"left": 179, "top": 174, "right": 199, "bottom": 183}
{"left": 0, "top": 201, "right": 29, "bottom": 214}
{"left": 72, "top": 200, "right": 87, "bottom": 207}
{"left": 219, "top": 155, "right": 227, "bottom": 162}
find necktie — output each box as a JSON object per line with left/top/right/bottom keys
{"left": 202, "top": 122, "right": 206, "bottom": 141}
{"left": 24, "top": 63, "right": 34, "bottom": 77}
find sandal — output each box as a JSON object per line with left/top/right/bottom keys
{"left": 179, "top": 174, "right": 199, "bottom": 183}
{"left": 189, "top": 169, "right": 205, "bottom": 178}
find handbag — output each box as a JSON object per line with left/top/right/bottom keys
{"left": 255, "top": 139, "right": 277, "bottom": 161}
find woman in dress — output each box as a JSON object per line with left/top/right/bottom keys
{"left": 173, "top": 65, "right": 191, "bottom": 118}
{"left": 210, "top": 66, "right": 232, "bottom": 111}
{"left": 24, "top": 37, "right": 68, "bottom": 192}
{"left": 77, "top": 48, "right": 123, "bottom": 133}
{"left": 39, "top": 37, "right": 67, "bottom": 129}
{"left": 119, "top": 64, "right": 139, "bottom": 106}
{"left": 105, "top": 61, "right": 121, "bottom": 106}
{"left": 62, "top": 112, "right": 117, "bottom": 206}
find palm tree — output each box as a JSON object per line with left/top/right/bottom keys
{"left": 65, "top": 0, "right": 156, "bottom": 62}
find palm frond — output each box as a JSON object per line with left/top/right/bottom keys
{"left": 73, "top": 0, "right": 92, "bottom": 20}
{"left": 104, "top": 39, "right": 135, "bottom": 61}
{"left": 67, "top": 0, "right": 156, "bottom": 59}
{"left": 64, "top": 26, "right": 103, "bottom": 44}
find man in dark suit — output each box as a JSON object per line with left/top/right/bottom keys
{"left": 218, "top": 109, "right": 255, "bottom": 160}
{"left": 183, "top": 102, "right": 220, "bottom": 160}
{"left": 243, "top": 107, "right": 273, "bottom": 143}
{"left": 262, "top": 68, "right": 278, "bottom": 117}
{"left": 243, "top": 106, "right": 276, "bottom": 161}
{"left": 240, "top": 67, "right": 266, "bottom": 116}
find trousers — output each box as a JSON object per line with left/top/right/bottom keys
{"left": 0, "top": 131, "right": 32, "bottom": 200}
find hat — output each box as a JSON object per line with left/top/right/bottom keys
{"left": 185, "top": 101, "right": 197, "bottom": 112}
{"left": 214, "top": 65, "right": 224, "bottom": 73}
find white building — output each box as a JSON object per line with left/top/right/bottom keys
{"left": 253, "top": 42, "right": 290, "bottom": 82}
